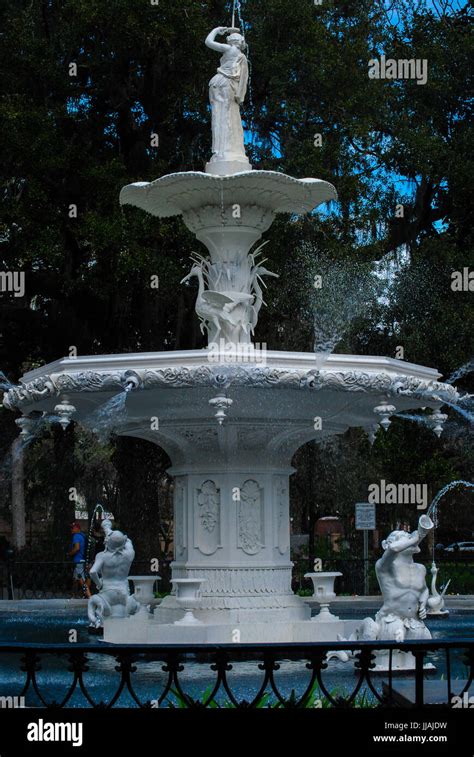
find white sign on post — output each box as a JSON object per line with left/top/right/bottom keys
{"left": 355, "top": 502, "right": 376, "bottom": 530}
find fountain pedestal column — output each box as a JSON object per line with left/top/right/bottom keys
{"left": 182, "top": 204, "right": 274, "bottom": 263}
{"left": 155, "top": 467, "right": 309, "bottom": 625}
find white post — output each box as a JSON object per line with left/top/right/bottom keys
{"left": 363, "top": 529, "right": 369, "bottom": 595}
{"left": 11, "top": 436, "right": 26, "bottom": 550}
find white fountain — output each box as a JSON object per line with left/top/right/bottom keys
{"left": 4, "top": 24, "right": 459, "bottom": 645}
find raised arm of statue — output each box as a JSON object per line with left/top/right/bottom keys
{"left": 377, "top": 533, "right": 415, "bottom": 572}
{"left": 205, "top": 27, "right": 231, "bottom": 53}
{"left": 377, "top": 515, "right": 434, "bottom": 570}
{"left": 101, "top": 518, "right": 113, "bottom": 538}
{"left": 122, "top": 537, "right": 135, "bottom": 562}
{"left": 387, "top": 531, "right": 420, "bottom": 554}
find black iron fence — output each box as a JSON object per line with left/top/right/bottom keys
{"left": 0, "top": 639, "right": 472, "bottom": 708}
{"left": 1, "top": 557, "right": 471, "bottom": 599}
{"left": 294, "top": 558, "right": 474, "bottom": 596}
{"left": 0, "top": 561, "right": 168, "bottom": 600}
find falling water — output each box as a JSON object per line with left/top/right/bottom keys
{"left": 443, "top": 400, "right": 474, "bottom": 425}
{"left": 234, "top": 0, "right": 254, "bottom": 110}
{"left": 314, "top": 333, "right": 344, "bottom": 356}
{"left": 85, "top": 503, "right": 107, "bottom": 566}
{"left": 23, "top": 414, "right": 64, "bottom": 445}
{"left": 396, "top": 413, "right": 428, "bottom": 425}
{"left": 427, "top": 480, "right": 474, "bottom": 528}
{"left": 220, "top": 185, "right": 225, "bottom": 226}
{"left": 0, "top": 413, "right": 63, "bottom": 484}
{"left": 307, "top": 253, "right": 382, "bottom": 356}
{"left": 13, "top": 413, "right": 64, "bottom": 450}
{"left": 446, "top": 359, "right": 474, "bottom": 385}
{"left": 0, "top": 371, "right": 15, "bottom": 391}
{"left": 82, "top": 388, "right": 131, "bottom": 444}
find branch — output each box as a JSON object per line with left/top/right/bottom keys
{"left": 346, "top": 135, "right": 389, "bottom": 165}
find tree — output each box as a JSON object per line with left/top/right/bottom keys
{"left": 0, "top": 0, "right": 471, "bottom": 559}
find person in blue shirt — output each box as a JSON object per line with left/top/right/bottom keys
{"left": 68, "top": 521, "right": 91, "bottom": 598}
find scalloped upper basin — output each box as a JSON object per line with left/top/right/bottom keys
{"left": 119, "top": 170, "right": 337, "bottom": 217}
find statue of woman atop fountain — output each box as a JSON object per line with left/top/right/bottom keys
{"left": 205, "top": 26, "right": 251, "bottom": 173}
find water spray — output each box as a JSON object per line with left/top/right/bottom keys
{"left": 427, "top": 480, "right": 474, "bottom": 527}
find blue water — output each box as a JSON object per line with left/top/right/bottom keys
{"left": 0, "top": 610, "right": 472, "bottom": 707}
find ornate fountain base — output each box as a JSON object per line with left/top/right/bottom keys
{"left": 102, "top": 464, "right": 361, "bottom": 642}
{"left": 101, "top": 459, "right": 362, "bottom": 643}
{"left": 156, "top": 570, "right": 307, "bottom": 625}
{"left": 103, "top": 612, "right": 359, "bottom": 644}
{"left": 154, "top": 465, "right": 309, "bottom": 628}
{"left": 4, "top": 349, "right": 456, "bottom": 645}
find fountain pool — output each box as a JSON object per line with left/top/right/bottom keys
{"left": 0, "top": 608, "right": 472, "bottom": 708}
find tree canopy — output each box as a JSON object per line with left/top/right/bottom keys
{"left": 0, "top": 0, "right": 472, "bottom": 560}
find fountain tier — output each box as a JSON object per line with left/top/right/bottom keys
{"left": 5, "top": 350, "right": 457, "bottom": 640}
{"left": 120, "top": 171, "right": 337, "bottom": 345}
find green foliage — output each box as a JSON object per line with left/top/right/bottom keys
{"left": 166, "top": 682, "right": 377, "bottom": 708}
{"left": 436, "top": 562, "right": 474, "bottom": 594}
{"left": 0, "top": 1, "right": 471, "bottom": 555}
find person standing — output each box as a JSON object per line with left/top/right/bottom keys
{"left": 68, "top": 521, "right": 91, "bottom": 598}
